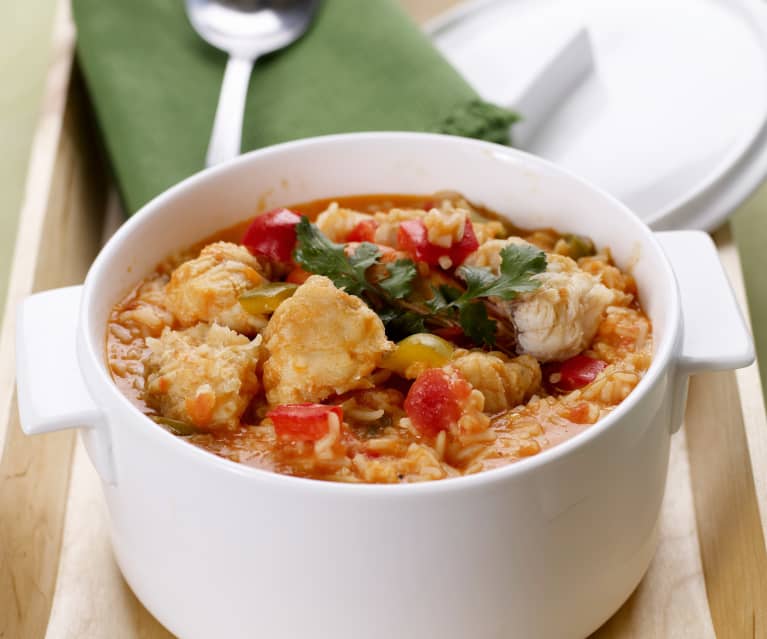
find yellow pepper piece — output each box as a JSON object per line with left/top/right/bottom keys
{"left": 239, "top": 282, "right": 298, "bottom": 315}
{"left": 381, "top": 333, "right": 455, "bottom": 378}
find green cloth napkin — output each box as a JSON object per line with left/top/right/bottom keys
{"left": 72, "top": 0, "right": 517, "bottom": 214}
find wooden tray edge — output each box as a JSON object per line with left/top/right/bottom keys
{"left": 0, "top": 1, "right": 110, "bottom": 636}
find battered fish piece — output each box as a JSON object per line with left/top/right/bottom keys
{"left": 451, "top": 351, "right": 541, "bottom": 413}
{"left": 262, "top": 275, "right": 393, "bottom": 404}
{"left": 464, "top": 239, "right": 615, "bottom": 362}
{"left": 144, "top": 323, "right": 261, "bottom": 431}
{"left": 165, "top": 241, "right": 267, "bottom": 335}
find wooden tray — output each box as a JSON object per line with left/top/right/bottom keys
{"left": 2, "top": 2, "right": 767, "bottom": 637}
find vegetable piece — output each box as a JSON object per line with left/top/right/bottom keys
{"left": 397, "top": 218, "right": 479, "bottom": 268}
{"left": 347, "top": 219, "right": 379, "bottom": 242}
{"left": 239, "top": 282, "right": 298, "bottom": 315}
{"left": 432, "top": 326, "right": 465, "bottom": 342}
{"left": 242, "top": 208, "right": 302, "bottom": 263}
{"left": 381, "top": 333, "right": 455, "bottom": 376}
{"left": 151, "top": 415, "right": 202, "bottom": 436}
{"left": 548, "top": 354, "right": 607, "bottom": 391}
{"left": 286, "top": 266, "right": 312, "bottom": 285}
{"left": 404, "top": 368, "right": 472, "bottom": 437}
{"left": 567, "top": 402, "right": 594, "bottom": 424}
{"left": 562, "top": 234, "right": 596, "bottom": 259}
{"left": 268, "top": 403, "right": 343, "bottom": 441}
{"left": 450, "top": 220, "right": 481, "bottom": 265}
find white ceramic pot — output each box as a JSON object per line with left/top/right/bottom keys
{"left": 16, "top": 133, "right": 753, "bottom": 639}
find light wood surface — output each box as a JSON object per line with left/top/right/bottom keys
{"left": 0, "top": 2, "right": 108, "bottom": 637}
{"left": 683, "top": 227, "right": 767, "bottom": 639}
{"left": 2, "top": 0, "right": 767, "bottom": 638}
{"left": 686, "top": 371, "right": 767, "bottom": 638}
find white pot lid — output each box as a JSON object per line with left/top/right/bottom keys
{"left": 427, "top": 0, "right": 767, "bottom": 231}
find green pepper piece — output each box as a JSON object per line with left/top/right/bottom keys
{"left": 563, "top": 234, "right": 596, "bottom": 259}
{"left": 239, "top": 282, "right": 299, "bottom": 315}
{"left": 151, "top": 415, "right": 202, "bottom": 436}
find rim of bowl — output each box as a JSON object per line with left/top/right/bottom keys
{"left": 79, "top": 132, "right": 681, "bottom": 496}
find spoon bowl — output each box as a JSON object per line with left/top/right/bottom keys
{"left": 186, "top": 0, "right": 319, "bottom": 58}
{"left": 185, "top": 0, "right": 320, "bottom": 166}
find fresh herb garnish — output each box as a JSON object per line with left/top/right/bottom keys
{"left": 423, "top": 245, "right": 547, "bottom": 347}
{"left": 378, "top": 259, "right": 418, "bottom": 299}
{"left": 458, "top": 301, "right": 497, "bottom": 346}
{"left": 377, "top": 307, "right": 427, "bottom": 341}
{"left": 294, "top": 219, "right": 380, "bottom": 296}
{"left": 293, "top": 216, "right": 547, "bottom": 352}
{"left": 457, "top": 243, "right": 546, "bottom": 300}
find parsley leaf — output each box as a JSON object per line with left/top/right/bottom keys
{"left": 294, "top": 217, "right": 379, "bottom": 296}
{"left": 434, "top": 244, "right": 547, "bottom": 348}
{"left": 456, "top": 243, "right": 546, "bottom": 301}
{"left": 378, "top": 308, "right": 426, "bottom": 340}
{"left": 345, "top": 243, "right": 381, "bottom": 296}
{"left": 458, "top": 302, "right": 496, "bottom": 347}
{"left": 457, "top": 265, "right": 498, "bottom": 299}
{"left": 378, "top": 259, "right": 417, "bottom": 299}
{"left": 425, "top": 285, "right": 462, "bottom": 314}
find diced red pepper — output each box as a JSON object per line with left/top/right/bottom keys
{"left": 267, "top": 403, "right": 343, "bottom": 442}
{"left": 451, "top": 220, "right": 480, "bottom": 264}
{"left": 242, "top": 208, "right": 302, "bottom": 263}
{"left": 567, "top": 402, "right": 593, "bottom": 424}
{"left": 397, "top": 218, "right": 479, "bottom": 268}
{"left": 286, "top": 266, "right": 312, "bottom": 285}
{"left": 404, "top": 368, "right": 472, "bottom": 437}
{"left": 346, "top": 219, "right": 379, "bottom": 243}
{"left": 547, "top": 354, "right": 607, "bottom": 391}
{"left": 432, "top": 326, "right": 465, "bottom": 342}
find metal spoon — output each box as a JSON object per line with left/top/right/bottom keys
{"left": 185, "top": 0, "right": 320, "bottom": 167}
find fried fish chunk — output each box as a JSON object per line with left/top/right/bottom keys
{"left": 144, "top": 323, "right": 261, "bottom": 430}
{"left": 165, "top": 242, "right": 267, "bottom": 335}
{"left": 262, "top": 275, "right": 393, "bottom": 404}
{"left": 451, "top": 351, "right": 541, "bottom": 413}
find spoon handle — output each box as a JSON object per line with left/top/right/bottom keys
{"left": 206, "top": 55, "right": 256, "bottom": 167}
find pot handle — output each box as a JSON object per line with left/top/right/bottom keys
{"left": 655, "top": 231, "right": 754, "bottom": 433}
{"left": 16, "top": 286, "right": 116, "bottom": 484}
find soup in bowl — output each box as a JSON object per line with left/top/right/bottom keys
{"left": 107, "top": 192, "right": 652, "bottom": 484}
{"left": 16, "top": 133, "right": 752, "bottom": 639}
